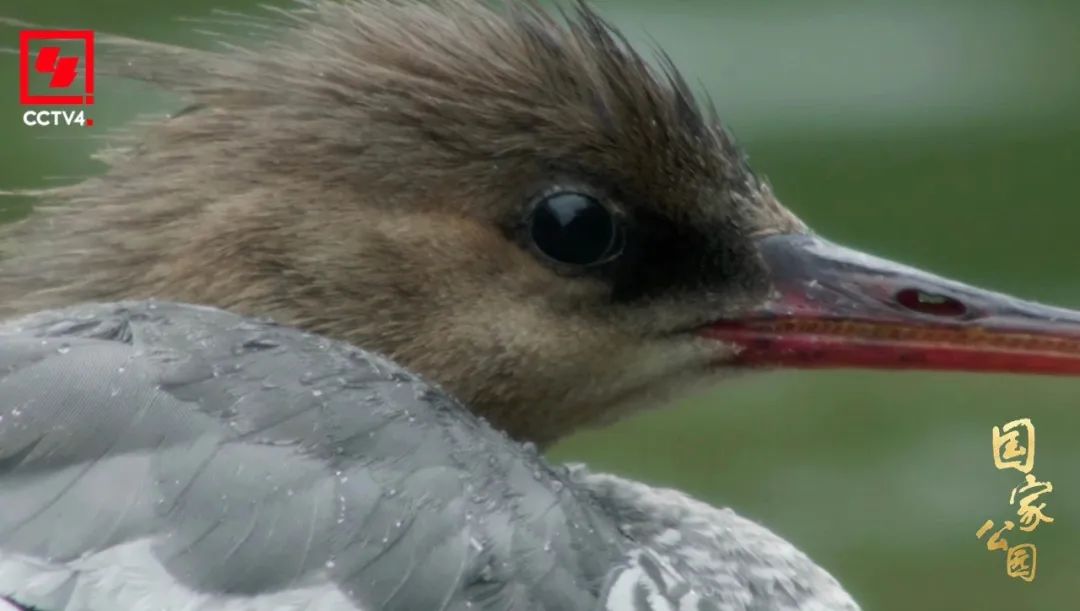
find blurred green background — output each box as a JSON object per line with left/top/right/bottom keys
{"left": 2, "top": 1, "right": 1078, "bottom": 609}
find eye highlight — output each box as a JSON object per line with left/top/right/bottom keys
{"left": 528, "top": 192, "right": 623, "bottom": 267}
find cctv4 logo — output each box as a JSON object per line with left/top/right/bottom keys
{"left": 18, "top": 30, "right": 95, "bottom": 128}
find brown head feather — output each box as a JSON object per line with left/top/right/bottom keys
{"left": 0, "top": 0, "right": 805, "bottom": 444}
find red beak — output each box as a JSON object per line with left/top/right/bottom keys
{"left": 705, "top": 234, "right": 1080, "bottom": 375}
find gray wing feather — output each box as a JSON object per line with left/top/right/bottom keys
{"left": 582, "top": 471, "right": 860, "bottom": 611}
{"left": 0, "top": 302, "right": 625, "bottom": 611}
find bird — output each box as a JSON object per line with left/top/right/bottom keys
{"left": 1, "top": 1, "right": 1079, "bottom": 609}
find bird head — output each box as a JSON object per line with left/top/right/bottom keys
{"left": 5, "top": 0, "right": 1080, "bottom": 445}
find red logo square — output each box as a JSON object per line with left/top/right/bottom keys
{"left": 19, "top": 30, "right": 95, "bottom": 106}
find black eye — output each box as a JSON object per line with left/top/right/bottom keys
{"left": 528, "top": 192, "right": 622, "bottom": 266}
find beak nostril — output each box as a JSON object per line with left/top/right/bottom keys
{"left": 895, "top": 288, "right": 968, "bottom": 317}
